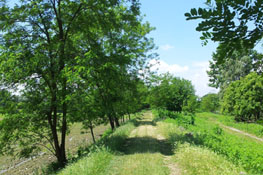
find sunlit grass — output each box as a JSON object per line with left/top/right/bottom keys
{"left": 174, "top": 143, "right": 245, "bottom": 175}
{"left": 197, "top": 112, "right": 263, "bottom": 137}
{"left": 157, "top": 122, "right": 246, "bottom": 175}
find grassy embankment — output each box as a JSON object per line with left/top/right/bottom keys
{"left": 197, "top": 112, "right": 263, "bottom": 137}
{"left": 58, "top": 112, "right": 170, "bottom": 175}
{"left": 58, "top": 111, "right": 244, "bottom": 175}
{"left": 154, "top": 109, "right": 263, "bottom": 174}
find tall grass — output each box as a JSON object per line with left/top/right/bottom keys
{"left": 157, "top": 122, "right": 245, "bottom": 175}
{"left": 197, "top": 112, "right": 263, "bottom": 137}
{"left": 154, "top": 109, "right": 263, "bottom": 174}
{"left": 57, "top": 120, "right": 137, "bottom": 175}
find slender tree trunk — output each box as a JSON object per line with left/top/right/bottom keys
{"left": 128, "top": 113, "right": 131, "bottom": 120}
{"left": 89, "top": 122, "right": 96, "bottom": 143}
{"left": 114, "top": 117, "right": 120, "bottom": 127}
{"left": 60, "top": 79, "right": 68, "bottom": 167}
{"left": 108, "top": 114, "right": 115, "bottom": 130}
{"left": 48, "top": 91, "right": 67, "bottom": 167}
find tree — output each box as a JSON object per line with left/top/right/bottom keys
{"left": 149, "top": 73, "right": 195, "bottom": 112}
{"left": 207, "top": 48, "right": 263, "bottom": 99}
{"left": 71, "top": 8, "right": 156, "bottom": 130}
{"left": 221, "top": 72, "right": 263, "bottom": 122}
{"left": 185, "top": 0, "right": 263, "bottom": 62}
{"left": 208, "top": 49, "right": 263, "bottom": 89}
{"left": 0, "top": 0, "right": 149, "bottom": 167}
{"left": 0, "top": 89, "right": 18, "bottom": 114}
{"left": 200, "top": 93, "right": 219, "bottom": 112}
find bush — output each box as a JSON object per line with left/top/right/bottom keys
{"left": 200, "top": 93, "right": 219, "bottom": 112}
{"left": 153, "top": 108, "right": 194, "bottom": 127}
{"left": 221, "top": 72, "right": 263, "bottom": 122}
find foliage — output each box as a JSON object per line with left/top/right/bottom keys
{"left": 149, "top": 73, "right": 195, "bottom": 112}
{"left": 0, "top": 0, "right": 155, "bottom": 167}
{"left": 0, "top": 89, "right": 17, "bottom": 114}
{"left": 207, "top": 50, "right": 262, "bottom": 91}
{"left": 185, "top": 0, "right": 263, "bottom": 62}
{"left": 200, "top": 93, "right": 219, "bottom": 112}
{"left": 221, "top": 72, "right": 263, "bottom": 122}
{"left": 153, "top": 109, "right": 194, "bottom": 128}
{"left": 182, "top": 95, "right": 198, "bottom": 115}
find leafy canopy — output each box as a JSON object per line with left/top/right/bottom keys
{"left": 185, "top": 0, "right": 263, "bottom": 63}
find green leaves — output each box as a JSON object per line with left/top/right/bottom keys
{"left": 186, "top": 0, "right": 263, "bottom": 61}
{"left": 0, "top": 0, "right": 156, "bottom": 165}
{"left": 222, "top": 72, "right": 263, "bottom": 122}
{"left": 190, "top": 8, "right": 197, "bottom": 16}
{"left": 149, "top": 73, "right": 195, "bottom": 112}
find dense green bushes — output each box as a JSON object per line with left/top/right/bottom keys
{"left": 200, "top": 93, "right": 219, "bottom": 112}
{"left": 222, "top": 72, "right": 263, "bottom": 122}
{"left": 149, "top": 73, "right": 195, "bottom": 112}
{"left": 153, "top": 109, "right": 194, "bottom": 128}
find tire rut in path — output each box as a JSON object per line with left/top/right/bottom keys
{"left": 123, "top": 113, "right": 181, "bottom": 175}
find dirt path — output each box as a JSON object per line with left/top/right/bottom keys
{"left": 222, "top": 125, "right": 263, "bottom": 142}
{"left": 108, "top": 111, "right": 180, "bottom": 175}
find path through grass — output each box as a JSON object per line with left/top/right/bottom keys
{"left": 59, "top": 111, "right": 246, "bottom": 175}
{"left": 106, "top": 111, "right": 177, "bottom": 175}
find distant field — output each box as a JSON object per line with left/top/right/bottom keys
{"left": 0, "top": 122, "right": 109, "bottom": 175}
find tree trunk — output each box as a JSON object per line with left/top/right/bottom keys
{"left": 48, "top": 81, "right": 67, "bottom": 167}
{"left": 128, "top": 113, "right": 131, "bottom": 120}
{"left": 108, "top": 114, "right": 115, "bottom": 130}
{"left": 89, "top": 123, "right": 96, "bottom": 143}
{"left": 60, "top": 79, "right": 68, "bottom": 167}
{"left": 114, "top": 117, "right": 120, "bottom": 127}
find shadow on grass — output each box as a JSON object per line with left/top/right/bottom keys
{"left": 108, "top": 119, "right": 172, "bottom": 156}
{"left": 167, "top": 131, "right": 223, "bottom": 152}
{"left": 120, "top": 136, "right": 173, "bottom": 156}
{"left": 134, "top": 120, "right": 157, "bottom": 127}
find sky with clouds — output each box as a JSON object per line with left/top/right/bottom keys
{"left": 140, "top": 0, "right": 219, "bottom": 97}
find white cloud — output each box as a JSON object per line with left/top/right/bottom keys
{"left": 160, "top": 44, "right": 174, "bottom": 51}
{"left": 149, "top": 59, "right": 218, "bottom": 97}
{"left": 149, "top": 59, "right": 189, "bottom": 74}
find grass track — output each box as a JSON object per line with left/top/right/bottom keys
{"left": 59, "top": 111, "right": 244, "bottom": 175}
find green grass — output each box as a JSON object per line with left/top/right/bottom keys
{"left": 0, "top": 123, "right": 109, "bottom": 175}
{"left": 58, "top": 112, "right": 170, "bottom": 175}
{"left": 106, "top": 153, "right": 169, "bottom": 175}
{"left": 157, "top": 122, "right": 245, "bottom": 175}
{"left": 197, "top": 112, "right": 263, "bottom": 137}
{"left": 58, "top": 120, "right": 137, "bottom": 175}
{"left": 155, "top": 110, "right": 263, "bottom": 174}
{"left": 174, "top": 144, "right": 244, "bottom": 175}
{"left": 57, "top": 147, "right": 113, "bottom": 175}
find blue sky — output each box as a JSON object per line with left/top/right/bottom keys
{"left": 140, "top": 0, "right": 219, "bottom": 96}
